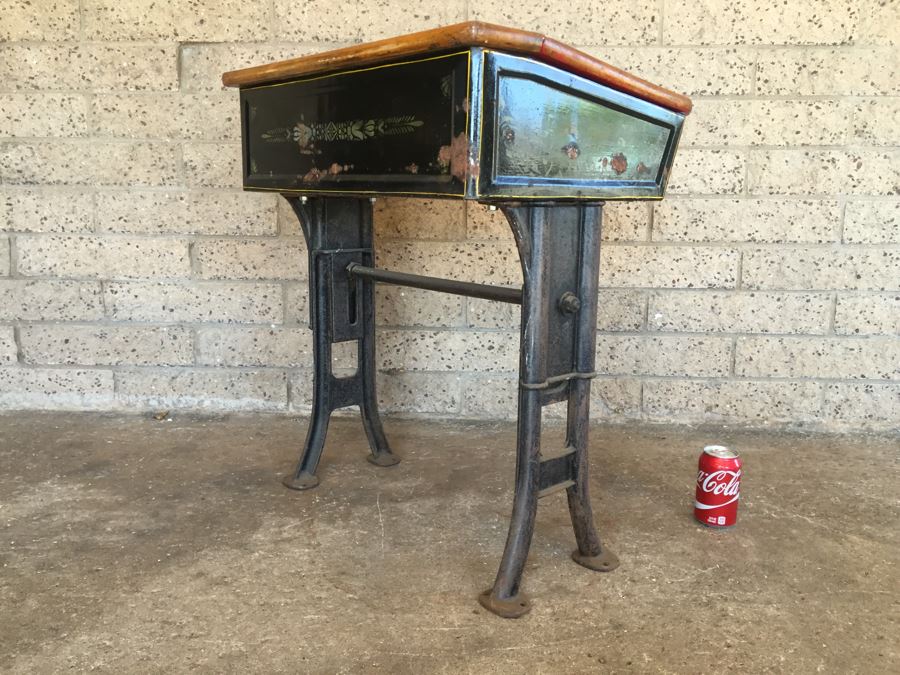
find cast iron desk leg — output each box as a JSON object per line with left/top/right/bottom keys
{"left": 282, "top": 196, "right": 399, "bottom": 490}
{"left": 478, "top": 203, "right": 618, "bottom": 618}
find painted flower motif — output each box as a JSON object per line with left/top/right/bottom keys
{"left": 562, "top": 142, "right": 581, "bottom": 160}
{"left": 293, "top": 123, "right": 313, "bottom": 149}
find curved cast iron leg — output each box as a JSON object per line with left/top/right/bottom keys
{"left": 479, "top": 388, "right": 542, "bottom": 618}
{"left": 283, "top": 388, "right": 331, "bottom": 491}
{"left": 358, "top": 296, "right": 399, "bottom": 467}
{"left": 566, "top": 379, "right": 619, "bottom": 571}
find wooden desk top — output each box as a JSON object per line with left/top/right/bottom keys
{"left": 222, "top": 21, "right": 691, "bottom": 114}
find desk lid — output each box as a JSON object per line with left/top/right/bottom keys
{"left": 221, "top": 21, "right": 691, "bottom": 115}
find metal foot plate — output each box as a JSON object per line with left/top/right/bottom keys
{"left": 366, "top": 452, "right": 401, "bottom": 467}
{"left": 282, "top": 472, "right": 320, "bottom": 491}
{"left": 478, "top": 589, "right": 532, "bottom": 618}
{"left": 571, "top": 548, "right": 620, "bottom": 572}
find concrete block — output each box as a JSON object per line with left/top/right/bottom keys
{"left": 648, "top": 291, "right": 831, "bottom": 334}
{"left": 17, "top": 236, "right": 190, "bottom": 280}
{"left": 183, "top": 143, "right": 243, "bottom": 188}
{"left": 596, "top": 335, "right": 732, "bottom": 377}
{"left": 855, "top": 1, "right": 900, "bottom": 45}
{"left": 662, "top": 0, "right": 855, "bottom": 45}
{"left": 179, "top": 44, "right": 314, "bottom": 92}
{"left": 851, "top": 99, "right": 900, "bottom": 145}
{"left": 644, "top": 380, "right": 823, "bottom": 425}
{"left": 0, "top": 44, "right": 178, "bottom": 92}
{"left": 0, "top": 368, "right": 114, "bottom": 409}
{"left": 284, "top": 283, "right": 309, "bottom": 326}
{"left": 374, "top": 198, "right": 465, "bottom": 241}
{"left": 197, "top": 327, "right": 312, "bottom": 367}
{"left": 471, "top": 0, "right": 658, "bottom": 46}
{"left": 844, "top": 200, "right": 900, "bottom": 244}
{"left": 601, "top": 203, "right": 651, "bottom": 241}
{"left": 0, "top": 238, "right": 8, "bottom": 276}
{"left": 0, "top": 141, "right": 179, "bottom": 187}
{"left": 757, "top": 48, "right": 900, "bottom": 96}
{"left": 735, "top": 337, "right": 900, "bottom": 379}
{"left": 1, "top": 0, "right": 79, "bottom": 40}
{"left": 461, "top": 376, "right": 517, "bottom": 419}
{"left": 95, "top": 191, "right": 278, "bottom": 236}
{"left": 116, "top": 369, "right": 287, "bottom": 411}
{"left": 652, "top": 199, "right": 839, "bottom": 243}
{"left": 465, "top": 203, "right": 511, "bottom": 241}
{"left": 20, "top": 325, "right": 193, "bottom": 366}
{"left": 667, "top": 150, "right": 745, "bottom": 195}
{"left": 0, "top": 280, "right": 104, "bottom": 321}
{"left": 685, "top": 100, "right": 849, "bottom": 147}
{"left": 376, "top": 241, "right": 521, "bottom": 285}
{"left": 822, "top": 383, "right": 900, "bottom": 429}
{"left": 600, "top": 245, "right": 739, "bottom": 288}
{"left": 0, "top": 327, "right": 15, "bottom": 364}
{"left": 83, "top": 0, "right": 270, "bottom": 41}
{"left": 377, "top": 371, "right": 462, "bottom": 414}
{"left": 104, "top": 281, "right": 283, "bottom": 323}
{"left": 742, "top": 248, "right": 900, "bottom": 291}
{"left": 377, "top": 329, "right": 519, "bottom": 373}
{"left": 91, "top": 93, "right": 239, "bottom": 141}
{"left": 276, "top": 0, "right": 467, "bottom": 42}
{"left": 748, "top": 150, "right": 900, "bottom": 196}
{"left": 597, "top": 289, "right": 646, "bottom": 331}
{"left": 834, "top": 294, "right": 900, "bottom": 336}
{"left": 194, "top": 239, "right": 306, "bottom": 280}
{"left": 0, "top": 94, "right": 89, "bottom": 138}
{"left": 376, "top": 286, "right": 464, "bottom": 328}
{"left": 590, "top": 376, "right": 643, "bottom": 419}
{"left": 466, "top": 298, "right": 519, "bottom": 330}
{"left": 587, "top": 47, "right": 755, "bottom": 96}
{"left": 0, "top": 189, "right": 94, "bottom": 233}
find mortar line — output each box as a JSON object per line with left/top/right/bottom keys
{"left": 729, "top": 336, "right": 738, "bottom": 376}
{"left": 13, "top": 325, "right": 24, "bottom": 364}
{"left": 827, "top": 293, "right": 838, "bottom": 336}
{"left": 658, "top": 0, "right": 665, "bottom": 46}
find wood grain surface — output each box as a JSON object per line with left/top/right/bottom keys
{"left": 222, "top": 21, "right": 692, "bottom": 114}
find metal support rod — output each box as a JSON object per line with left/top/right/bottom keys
{"left": 346, "top": 262, "right": 523, "bottom": 304}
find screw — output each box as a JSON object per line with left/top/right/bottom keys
{"left": 300, "top": 196, "right": 308, "bottom": 204}
{"left": 489, "top": 205, "right": 497, "bottom": 211}
{"left": 369, "top": 197, "right": 377, "bottom": 204}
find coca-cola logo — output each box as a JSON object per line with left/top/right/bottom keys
{"left": 696, "top": 469, "right": 741, "bottom": 496}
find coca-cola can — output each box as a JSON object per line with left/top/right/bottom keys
{"left": 694, "top": 445, "right": 742, "bottom": 527}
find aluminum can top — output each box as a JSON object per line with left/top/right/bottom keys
{"left": 702, "top": 445, "right": 739, "bottom": 460}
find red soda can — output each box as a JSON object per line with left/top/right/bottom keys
{"left": 694, "top": 445, "right": 742, "bottom": 527}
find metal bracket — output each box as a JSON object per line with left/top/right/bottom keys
{"left": 520, "top": 370, "right": 598, "bottom": 390}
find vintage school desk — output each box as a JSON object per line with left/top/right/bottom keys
{"left": 223, "top": 21, "right": 691, "bottom": 618}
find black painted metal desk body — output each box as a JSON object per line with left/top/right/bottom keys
{"left": 224, "top": 22, "right": 690, "bottom": 618}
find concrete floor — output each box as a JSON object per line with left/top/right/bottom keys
{"left": 0, "top": 412, "right": 897, "bottom": 673}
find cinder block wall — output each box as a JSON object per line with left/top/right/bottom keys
{"left": 1, "top": 1, "right": 898, "bottom": 431}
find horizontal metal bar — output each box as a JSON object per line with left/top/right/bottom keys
{"left": 346, "top": 263, "right": 522, "bottom": 304}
